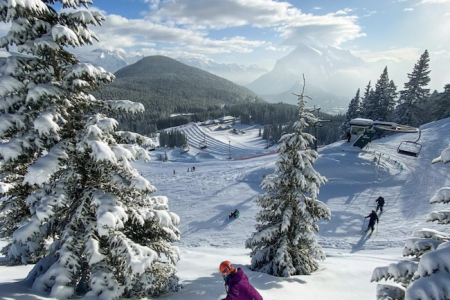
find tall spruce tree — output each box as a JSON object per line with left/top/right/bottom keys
{"left": 393, "top": 50, "right": 431, "bottom": 127}
{"left": 373, "top": 67, "right": 397, "bottom": 121}
{"left": 245, "top": 77, "right": 331, "bottom": 277}
{"left": 360, "top": 81, "right": 376, "bottom": 119}
{"left": 341, "top": 88, "right": 360, "bottom": 138}
{"left": 0, "top": 1, "right": 180, "bottom": 299}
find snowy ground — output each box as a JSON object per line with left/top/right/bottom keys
{"left": 1, "top": 119, "right": 449, "bottom": 300}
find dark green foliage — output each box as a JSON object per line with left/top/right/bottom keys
{"left": 94, "top": 56, "right": 264, "bottom": 134}
{"left": 394, "top": 50, "right": 431, "bottom": 127}
{"left": 159, "top": 129, "right": 188, "bottom": 148}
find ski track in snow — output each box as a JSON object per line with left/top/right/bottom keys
{"left": 140, "top": 120, "right": 450, "bottom": 252}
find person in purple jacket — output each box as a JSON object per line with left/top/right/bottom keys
{"left": 219, "top": 261, "right": 263, "bottom": 300}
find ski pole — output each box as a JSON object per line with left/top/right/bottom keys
{"left": 362, "top": 218, "right": 366, "bottom": 232}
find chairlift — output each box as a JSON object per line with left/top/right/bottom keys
{"left": 397, "top": 130, "right": 422, "bottom": 157}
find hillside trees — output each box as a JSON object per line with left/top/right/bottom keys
{"left": 393, "top": 50, "right": 431, "bottom": 127}
{"left": 429, "top": 84, "right": 450, "bottom": 121}
{"left": 245, "top": 78, "right": 331, "bottom": 276}
{"left": 340, "top": 88, "right": 361, "bottom": 138}
{"left": 0, "top": 1, "right": 180, "bottom": 299}
{"left": 371, "top": 147, "right": 450, "bottom": 300}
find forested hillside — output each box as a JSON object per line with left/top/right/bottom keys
{"left": 94, "top": 56, "right": 265, "bottom": 134}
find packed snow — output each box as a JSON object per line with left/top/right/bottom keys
{"left": 1, "top": 118, "right": 450, "bottom": 300}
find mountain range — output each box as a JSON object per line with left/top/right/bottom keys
{"left": 95, "top": 55, "right": 265, "bottom": 134}
{"left": 75, "top": 49, "right": 267, "bottom": 85}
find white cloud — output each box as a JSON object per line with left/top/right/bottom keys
{"left": 90, "top": 14, "right": 267, "bottom": 55}
{"left": 417, "top": 0, "right": 450, "bottom": 4}
{"left": 353, "top": 47, "right": 422, "bottom": 63}
{"left": 145, "top": 0, "right": 364, "bottom": 47}
{"left": 404, "top": 7, "right": 414, "bottom": 11}
{"left": 363, "top": 10, "right": 377, "bottom": 17}
{"left": 313, "top": 7, "right": 322, "bottom": 10}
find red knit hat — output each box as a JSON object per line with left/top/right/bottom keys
{"left": 219, "top": 261, "right": 235, "bottom": 277}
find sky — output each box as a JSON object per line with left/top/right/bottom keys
{"left": 1, "top": 117, "right": 450, "bottom": 299}
{"left": 0, "top": 0, "right": 449, "bottom": 90}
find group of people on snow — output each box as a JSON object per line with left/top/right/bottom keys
{"left": 217, "top": 196, "right": 385, "bottom": 298}
{"left": 364, "top": 196, "right": 385, "bottom": 233}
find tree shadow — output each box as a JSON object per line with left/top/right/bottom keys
{"left": 0, "top": 279, "right": 44, "bottom": 300}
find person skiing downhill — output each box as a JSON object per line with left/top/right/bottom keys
{"left": 219, "top": 261, "right": 263, "bottom": 300}
{"left": 229, "top": 209, "right": 240, "bottom": 219}
{"left": 375, "top": 196, "right": 385, "bottom": 213}
{"left": 365, "top": 210, "right": 379, "bottom": 233}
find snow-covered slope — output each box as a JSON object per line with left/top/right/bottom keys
{"left": 1, "top": 118, "right": 449, "bottom": 300}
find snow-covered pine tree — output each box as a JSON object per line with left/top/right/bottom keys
{"left": 371, "top": 147, "right": 450, "bottom": 300}
{"left": 0, "top": 1, "right": 180, "bottom": 299}
{"left": 340, "top": 88, "right": 360, "bottom": 138}
{"left": 393, "top": 50, "right": 431, "bottom": 127}
{"left": 245, "top": 76, "right": 331, "bottom": 277}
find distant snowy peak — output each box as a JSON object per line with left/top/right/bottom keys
{"left": 75, "top": 49, "right": 143, "bottom": 74}
{"left": 246, "top": 43, "right": 365, "bottom": 96}
{"left": 178, "top": 58, "right": 268, "bottom": 85}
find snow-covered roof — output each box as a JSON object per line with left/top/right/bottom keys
{"left": 350, "top": 118, "right": 373, "bottom": 126}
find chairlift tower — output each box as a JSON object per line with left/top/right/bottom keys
{"left": 309, "top": 106, "right": 331, "bottom": 151}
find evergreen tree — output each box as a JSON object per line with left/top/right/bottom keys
{"left": 393, "top": 50, "right": 431, "bottom": 127}
{"left": 340, "top": 88, "right": 360, "bottom": 138}
{"left": 0, "top": 1, "right": 180, "bottom": 299}
{"left": 430, "top": 84, "right": 450, "bottom": 121}
{"left": 377, "top": 69, "right": 397, "bottom": 121}
{"left": 360, "top": 81, "right": 372, "bottom": 118}
{"left": 245, "top": 78, "right": 331, "bottom": 277}
{"left": 371, "top": 147, "right": 450, "bottom": 300}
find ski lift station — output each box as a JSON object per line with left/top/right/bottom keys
{"left": 349, "top": 118, "right": 422, "bottom": 157}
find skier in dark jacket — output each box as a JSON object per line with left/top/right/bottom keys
{"left": 375, "top": 196, "right": 385, "bottom": 213}
{"left": 229, "top": 209, "right": 240, "bottom": 219}
{"left": 219, "top": 261, "right": 263, "bottom": 300}
{"left": 365, "top": 210, "right": 379, "bottom": 232}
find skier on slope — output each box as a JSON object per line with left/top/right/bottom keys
{"left": 219, "top": 261, "right": 263, "bottom": 300}
{"left": 365, "top": 210, "right": 379, "bottom": 233}
{"left": 375, "top": 196, "right": 385, "bottom": 213}
{"left": 229, "top": 209, "right": 240, "bottom": 219}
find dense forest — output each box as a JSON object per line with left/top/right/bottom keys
{"left": 341, "top": 50, "right": 450, "bottom": 138}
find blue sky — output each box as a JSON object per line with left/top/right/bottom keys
{"left": 71, "top": 0, "right": 449, "bottom": 90}
{"left": 1, "top": 0, "right": 448, "bottom": 90}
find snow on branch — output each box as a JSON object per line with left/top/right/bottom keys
{"left": 0, "top": 0, "right": 48, "bottom": 20}
{"left": 67, "top": 10, "right": 100, "bottom": 26}
{"left": 0, "top": 75, "right": 25, "bottom": 97}
{"left": 92, "top": 192, "right": 128, "bottom": 237}
{"left": 26, "top": 83, "right": 64, "bottom": 103}
{"left": 430, "top": 187, "right": 450, "bottom": 204}
{"left": 0, "top": 181, "right": 13, "bottom": 194}
{"left": 33, "top": 111, "right": 61, "bottom": 137}
{"left": 0, "top": 113, "right": 25, "bottom": 136}
{"left": 51, "top": 24, "right": 79, "bottom": 47}
{"left": 24, "top": 142, "right": 68, "bottom": 185}
{"left": 427, "top": 210, "right": 450, "bottom": 224}
{"left": 64, "top": 63, "right": 113, "bottom": 83}
{"left": 115, "top": 131, "right": 154, "bottom": 147}
{"left": 432, "top": 147, "right": 450, "bottom": 164}
{"left": 105, "top": 100, "right": 145, "bottom": 114}
{"left": 376, "top": 284, "right": 406, "bottom": 300}
{"left": 0, "top": 136, "right": 31, "bottom": 162}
